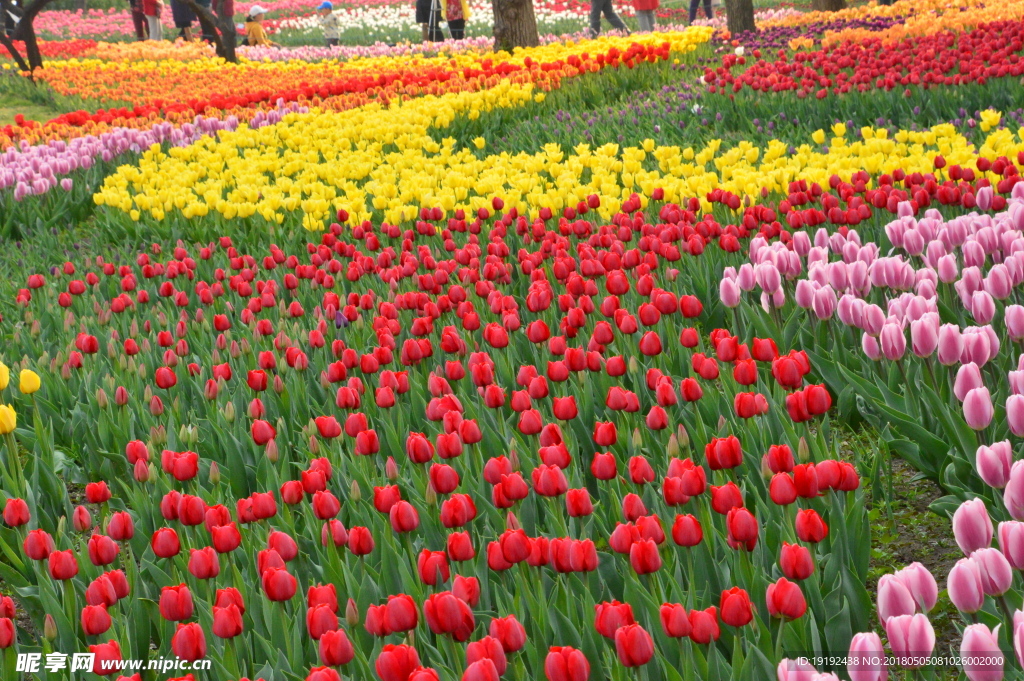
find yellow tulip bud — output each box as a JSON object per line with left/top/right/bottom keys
{"left": 0, "top": 405, "right": 16, "bottom": 434}
{"left": 0, "top": 363, "right": 8, "bottom": 390}
{"left": 19, "top": 370, "right": 40, "bottom": 395}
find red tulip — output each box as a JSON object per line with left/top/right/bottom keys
{"left": 389, "top": 501, "right": 420, "bottom": 533}
{"left": 347, "top": 526, "right": 374, "bottom": 555}
{"left": 769, "top": 473, "right": 797, "bottom": 505}
{"left": 211, "top": 523, "right": 241, "bottom": 553}
{"left": 85, "top": 481, "right": 112, "bottom": 504}
{"left": 89, "top": 640, "right": 122, "bottom": 675}
{"left": 592, "top": 421, "right": 617, "bottom": 446}
{"left": 319, "top": 629, "right": 355, "bottom": 666}
{"left": 106, "top": 511, "right": 134, "bottom": 541}
{"left": 171, "top": 622, "right": 207, "bottom": 661}
{"left": 688, "top": 607, "right": 721, "bottom": 644}
{"left": 766, "top": 577, "right": 807, "bottom": 620}
{"left": 262, "top": 566, "right": 298, "bottom": 601}
{"left": 418, "top": 550, "right": 450, "bottom": 586}
{"left": 709, "top": 482, "right": 743, "bottom": 514}
{"left": 375, "top": 644, "right": 421, "bottom": 681}
{"left": 423, "top": 591, "right": 475, "bottom": 641}
{"left": 594, "top": 600, "right": 634, "bottom": 639}
{"left": 795, "top": 508, "right": 829, "bottom": 543}
{"left": 48, "top": 549, "right": 79, "bottom": 580}
{"left": 385, "top": 594, "right": 419, "bottom": 633}
{"left": 726, "top": 507, "right": 758, "bottom": 551}
{"left": 151, "top": 527, "right": 180, "bottom": 558}
{"left": 213, "top": 604, "right": 244, "bottom": 639}
{"left": 545, "top": 646, "right": 590, "bottom": 681}
{"left": 81, "top": 603, "right": 112, "bottom": 636}
{"left": 719, "top": 587, "right": 753, "bottom": 627}
{"left": 613, "top": 624, "right": 654, "bottom": 667}
{"left": 489, "top": 614, "right": 527, "bottom": 652}
{"left": 251, "top": 419, "right": 276, "bottom": 445}
{"left": 628, "top": 539, "right": 662, "bottom": 574}
{"left": 315, "top": 415, "right": 342, "bottom": 439}
{"left": 159, "top": 584, "right": 194, "bottom": 622}
{"left": 87, "top": 534, "right": 119, "bottom": 566}
{"left": 453, "top": 575, "right": 480, "bottom": 607}
{"left": 671, "top": 514, "right": 703, "bottom": 547}
{"left": 659, "top": 603, "right": 691, "bottom": 638}
{"left": 779, "top": 542, "right": 815, "bottom": 580}
{"left": 306, "top": 603, "right": 339, "bottom": 640}
{"left": 188, "top": 547, "right": 220, "bottom": 580}
{"left": 466, "top": 636, "right": 507, "bottom": 675}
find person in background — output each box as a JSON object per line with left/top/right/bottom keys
{"left": 126, "top": 0, "right": 149, "bottom": 40}
{"left": 441, "top": 0, "right": 468, "bottom": 40}
{"left": 142, "top": 0, "right": 163, "bottom": 40}
{"left": 688, "top": 0, "right": 712, "bottom": 23}
{"left": 244, "top": 5, "right": 275, "bottom": 45}
{"left": 416, "top": 0, "right": 442, "bottom": 42}
{"left": 170, "top": 0, "right": 196, "bottom": 40}
{"left": 589, "top": 0, "right": 629, "bottom": 39}
{"left": 317, "top": 1, "right": 340, "bottom": 47}
{"left": 633, "top": 0, "right": 656, "bottom": 31}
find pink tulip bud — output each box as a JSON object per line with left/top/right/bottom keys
{"left": 861, "top": 333, "right": 882, "bottom": 361}
{"left": 954, "top": 363, "right": 984, "bottom": 401}
{"left": 947, "top": 558, "right": 985, "bottom": 614}
{"left": 910, "top": 318, "right": 938, "bottom": 357}
{"left": 973, "top": 548, "right": 1013, "bottom": 596}
{"left": 953, "top": 498, "right": 993, "bottom": 555}
{"left": 937, "top": 254, "right": 959, "bottom": 283}
{"left": 938, "top": 324, "right": 964, "bottom": 365}
{"left": 977, "top": 442, "right": 1013, "bottom": 489}
{"left": 963, "top": 387, "right": 994, "bottom": 430}
{"left": 862, "top": 304, "right": 886, "bottom": 336}
{"left": 876, "top": 574, "right": 916, "bottom": 625}
{"left": 1007, "top": 305, "right": 1024, "bottom": 342}
{"left": 1008, "top": 395, "right": 1024, "bottom": 437}
{"left": 1008, "top": 371, "right": 1024, "bottom": 396}
{"left": 960, "top": 623, "right": 1004, "bottom": 680}
{"left": 893, "top": 562, "right": 938, "bottom": 612}
{"left": 999, "top": 521, "right": 1024, "bottom": 570}
{"left": 847, "top": 631, "right": 886, "bottom": 681}
{"left": 879, "top": 323, "right": 906, "bottom": 361}
{"left": 972, "top": 291, "right": 996, "bottom": 325}
{"left": 885, "top": 614, "right": 935, "bottom": 668}
{"left": 812, "top": 286, "right": 837, "bottom": 321}
{"left": 794, "top": 280, "right": 815, "bottom": 309}
{"left": 719, "top": 277, "right": 740, "bottom": 308}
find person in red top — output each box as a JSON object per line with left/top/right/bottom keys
{"left": 142, "top": 0, "right": 164, "bottom": 40}
{"left": 633, "top": 0, "right": 657, "bottom": 31}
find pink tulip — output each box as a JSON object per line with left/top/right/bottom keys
{"left": 977, "top": 442, "right": 1013, "bottom": 489}
{"left": 862, "top": 304, "right": 886, "bottom": 336}
{"left": 963, "top": 387, "right": 994, "bottom": 430}
{"left": 893, "top": 563, "right": 937, "bottom": 612}
{"left": 973, "top": 548, "right": 1013, "bottom": 596}
{"left": 947, "top": 558, "right": 986, "bottom": 614}
{"left": 937, "top": 324, "right": 964, "bottom": 365}
{"left": 1007, "top": 395, "right": 1024, "bottom": 437}
{"left": 953, "top": 498, "right": 993, "bottom": 555}
{"left": 776, "top": 658, "right": 820, "bottom": 681}
{"left": 719, "top": 277, "right": 740, "bottom": 308}
{"left": 885, "top": 614, "right": 934, "bottom": 668}
{"left": 1006, "top": 305, "right": 1024, "bottom": 342}
{"left": 961, "top": 623, "right": 1004, "bottom": 681}
{"left": 972, "top": 291, "right": 996, "bottom": 325}
{"left": 795, "top": 280, "right": 815, "bottom": 309}
{"left": 910, "top": 318, "right": 937, "bottom": 357}
{"left": 847, "top": 631, "right": 886, "bottom": 681}
{"left": 1006, "top": 461, "right": 1024, "bottom": 520}
{"left": 998, "top": 521, "right": 1024, "bottom": 570}
{"left": 937, "top": 254, "right": 959, "bottom": 283}
{"left": 812, "top": 286, "right": 836, "bottom": 320}
{"left": 861, "top": 334, "right": 882, "bottom": 361}
{"left": 954, "top": 363, "right": 984, "bottom": 402}
{"left": 876, "top": 574, "right": 915, "bottom": 625}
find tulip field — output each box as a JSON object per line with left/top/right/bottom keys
{"left": 9, "top": 0, "right": 1024, "bottom": 678}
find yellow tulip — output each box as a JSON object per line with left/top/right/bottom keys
{"left": 0, "top": 405, "right": 15, "bottom": 434}
{"left": 0, "top": 363, "right": 8, "bottom": 391}
{"left": 19, "top": 370, "right": 40, "bottom": 395}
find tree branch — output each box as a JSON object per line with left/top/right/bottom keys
{"left": 0, "top": 32, "right": 30, "bottom": 74}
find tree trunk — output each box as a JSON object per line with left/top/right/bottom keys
{"left": 723, "top": 0, "right": 754, "bottom": 34}
{"left": 183, "top": 0, "right": 236, "bottom": 62}
{"left": 0, "top": 32, "right": 30, "bottom": 73}
{"left": 811, "top": 0, "right": 844, "bottom": 10}
{"left": 491, "top": 0, "right": 538, "bottom": 53}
